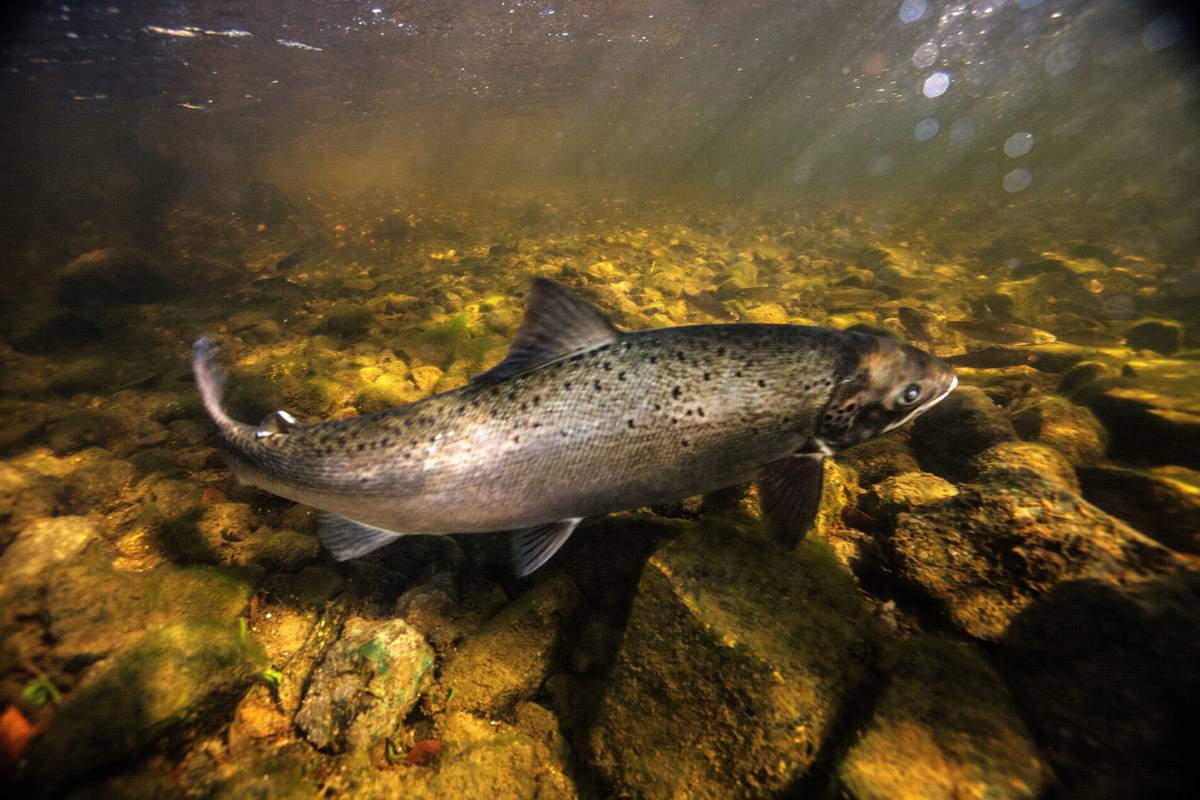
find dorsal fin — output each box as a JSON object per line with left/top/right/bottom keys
{"left": 255, "top": 409, "right": 298, "bottom": 439}
{"left": 474, "top": 278, "right": 620, "bottom": 383}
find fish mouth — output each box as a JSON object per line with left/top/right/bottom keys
{"left": 880, "top": 373, "right": 958, "bottom": 435}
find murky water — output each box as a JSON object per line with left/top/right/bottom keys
{"left": 1, "top": 2, "right": 1198, "bottom": 798}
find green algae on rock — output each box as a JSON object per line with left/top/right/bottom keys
{"left": 862, "top": 471, "right": 958, "bottom": 523}
{"left": 294, "top": 616, "right": 434, "bottom": 754}
{"left": 837, "top": 636, "right": 1046, "bottom": 800}
{"left": 588, "top": 515, "right": 872, "bottom": 799}
{"left": 25, "top": 621, "right": 264, "bottom": 791}
{"left": 967, "top": 440, "right": 1080, "bottom": 494}
{"left": 1006, "top": 393, "right": 1108, "bottom": 466}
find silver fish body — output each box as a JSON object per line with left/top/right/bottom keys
{"left": 195, "top": 279, "right": 956, "bottom": 573}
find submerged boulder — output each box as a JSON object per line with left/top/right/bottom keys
{"left": 26, "top": 621, "right": 264, "bottom": 791}
{"left": 998, "top": 575, "right": 1200, "bottom": 797}
{"left": 589, "top": 515, "right": 872, "bottom": 799}
{"left": 910, "top": 386, "right": 1018, "bottom": 481}
{"left": 440, "top": 575, "right": 581, "bottom": 715}
{"left": 837, "top": 636, "right": 1046, "bottom": 800}
{"left": 891, "top": 470, "right": 1191, "bottom": 640}
{"left": 1006, "top": 393, "right": 1108, "bottom": 466}
{"left": 1078, "top": 465, "right": 1200, "bottom": 554}
{"left": 1077, "top": 359, "right": 1200, "bottom": 469}
{"left": 57, "top": 247, "right": 168, "bottom": 308}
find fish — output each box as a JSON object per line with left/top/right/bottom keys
{"left": 946, "top": 318, "right": 1056, "bottom": 346}
{"left": 275, "top": 249, "right": 307, "bottom": 271}
{"left": 681, "top": 290, "right": 737, "bottom": 320}
{"left": 193, "top": 278, "right": 956, "bottom": 576}
{"left": 897, "top": 307, "right": 934, "bottom": 344}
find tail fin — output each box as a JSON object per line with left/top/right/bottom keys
{"left": 192, "top": 337, "right": 235, "bottom": 430}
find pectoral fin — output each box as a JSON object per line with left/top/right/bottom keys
{"left": 318, "top": 512, "right": 407, "bottom": 561}
{"left": 756, "top": 454, "right": 825, "bottom": 549}
{"left": 511, "top": 518, "right": 582, "bottom": 577}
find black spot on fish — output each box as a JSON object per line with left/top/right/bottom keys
{"left": 757, "top": 379, "right": 766, "bottom": 388}
{"left": 533, "top": 396, "right": 541, "bottom": 405}
{"left": 513, "top": 435, "right": 520, "bottom": 444}
{"left": 681, "top": 439, "right": 690, "bottom": 447}
{"left": 521, "top": 402, "right": 528, "bottom": 411}
{"left": 653, "top": 403, "right": 662, "bottom": 411}
{"left": 627, "top": 419, "right": 636, "bottom": 429}
{"left": 703, "top": 372, "right": 710, "bottom": 381}
{"left": 564, "top": 381, "right": 573, "bottom": 390}
{"left": 717, "top": 347, "right": 726, "bottom": 357}
{"left": 677, "top": 351, "right": 685, "bottom": 362}
{"left": 618, "top": 371, "right": 626, "bottom": 381}
{"left": 603, "top": 362, "right": 612, "bottom": 371}
{"left": 672, "top": 386, "right": 682, "bottom": 399}
{"left": 649, "top": 356, "right": 657, "bottom": 364}
{"left": 594, "top": 380, "right": 603, "bottom": 392}
{"left": 685, "top": 409, "right": 693, "bottom": 416}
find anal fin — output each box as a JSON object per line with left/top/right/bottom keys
{"left": 511, "top": 518, "right": 582, "bottom": 577}
{"left": 756, "top": 454, "right": 825, "bottom": 550}
{"left": 318, "top": 512, "right": 407, "bottom": 561}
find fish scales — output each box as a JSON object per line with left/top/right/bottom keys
{"left": 222, "top": 325, "right": 848, "bottom": 532}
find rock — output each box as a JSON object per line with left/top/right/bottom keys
{"left": 410, "top": 365, "right": 444, "bottom": 393}
{"left": 837, "top": 436, "right": 921, "bottom": 486}
{"left": 837, "top": 636, "right": 1046, "bottom": 800}
{"left": 589, "top": 515, "right": 872, "bottom": 799}
{"left": 326, "top": 303, "right": 374, "bottom": 336}
{"left": 967, "top": 441, "right": 1079, "bottom": 493}
{"left": 252, "top": 528, "right": 321, "bottom": 572}
{"left": 45, "top": 410, "right": 119, "bottom": 455}
{"left": 1007, "top": 394, "right": 1108, "bottom": 466}
{"left": 891, "top": 470, "right": 1190, "bottom": 640}
{"left": 47, "top": 356, "right": 117, "bottom": 395}
{"left": 356, "top": 374, "right": 421, "bottom": 412}
{"left": 0, "top": 515, "right": 98, "bottom": 587}
{"left": 910, "top": 386, "right": 1019, "bottom": 481}
{"left": 441, "top": 575, "right": 581, "bottom": 714}
{"left": 45, "top": 549, "right": 250, "bottom": 666}
{"left": 1077, "top": 360, "right": 1200, "bottom": 469}
{"left": 294, "top": 616, "right": 434, "bottom": 753}
{"left": 863, "top": 471, "right": 958, "bottom": 522}
{"left": 1125, "top": 318, "right": 1183, "bottom": 355}
{"left": 209, "top": 743, "right": 317, "bottom": 800}
{"left": 5, "top": 307, "right": 105, "bottom": 353}
{"left": 998, "top": 574, "right": 1200, "bottom": 797}
{"left": 57, "top": 247, "right": 168, "bottom": 308}
{"left": 26, "top": 621, "right": 264, "bottom": 792}
{"left": 1078, "top": 465, "right": 1200, "bottom": 554}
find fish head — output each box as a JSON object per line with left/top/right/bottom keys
{"left": 816, "top": 333, "right": 957, "bottom": 450}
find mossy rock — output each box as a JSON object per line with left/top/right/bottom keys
{"left": 892, "top": 471, "right": 1190, "bottom": 640}
{"left": 252, "top": 529, "right": 321, "bottom": 572}
{"left": 589, "top": 514, "right": 872, "bottom": 799}
{"left": 26, "top": 621, "right": 264, "bottom": 792}
{"left": 1125, "top": 318, "right": 1183, "bottom": 356}
{"left": 910, "top": 386, "right": 1019, "bottom": 481}
{"left": 441, "top": 575, "right": 581, "bottom": 715}
{"left": 294, "top": 616, "right": 434, "bottom": 753}
{"left": 48, "top": 356, "right": 120, "bottom": 395}
{"left": 837, "top": 636, "right": 1046, "bottom": 800}
{"left": 863, "top": 471, "right": 958, "bottom": 521}
{"left": 57, "top": 247, "right": 168, "bottom": 308}
{"left": 1007, "top": 394, "right": 1108, "bottom": 466}
{"left": 968, "top": 441, "right": 1080, "bottom": 493}
{"left": 326, "top": 303, "right": 375, "bottom": 336}
{"left": 1078, "top": 465, "right": 1200, "bottom": 554}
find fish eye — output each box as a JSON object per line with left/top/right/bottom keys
{"left": 898, "top": 383, "right": 921, "bottom": 406}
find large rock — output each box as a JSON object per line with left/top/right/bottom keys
{"left": 589, "top": 515, "right": 872, "bottom": 798}
{"left": 295, "top": 616, "right": 434, "bottom": 753}
{"left": 0, "top": 516, "right": 97, "bottom": 588}
{"left": 837, "top": 636, "right": 1046, "bottom": 800}
{"left": 44, "top": 549, "right": 250, "bottom": 666}
{"left": 910, "top": 386, "right": 1019, "bottom": 481}
{"left": 440, "top": 575, "right": 581, "bottom": 714}
{"left": 862, "top": 471, "right": 958, "bottom": 523}
{"left": 1077, "top": 359, "right": 1200, "bottom": 469}
{"left": 999, "top": 575, "right": 1200, "bottom": 797}
{"left": 1007, "top": 394, "right": 1108, "bottom": 466}
{"left": 967, "top": 440, "right": 1079, "bottom": 493}
{"left": 25, "top": 621, "right": 264, "bottom": 792}
{"left": 1078, "top": 465, "right": 1200, "bottom": 554}
{"left": 56, "top": 247, "right": 168, "bottom": 308}
{"left": 891, "top": 471, "right": 1191, "bottom": 640}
